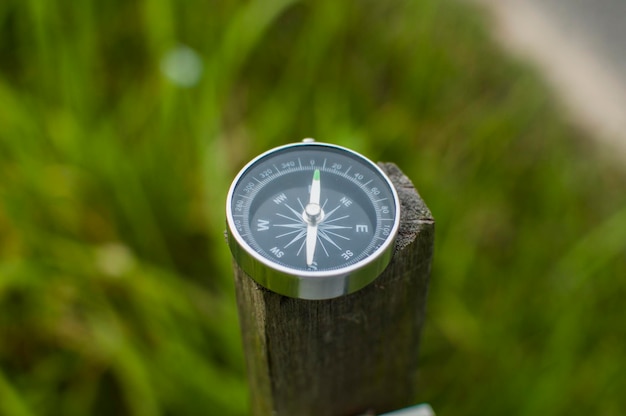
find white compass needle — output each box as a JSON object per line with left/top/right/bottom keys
{"left": 306, "top": 224, "right": 318, "bottom": 266}
{"left": 305, "top": 169, "right": 321, "bottom": 266}
{"left": 310, "top": 169, "right": 321, "bottom": 206}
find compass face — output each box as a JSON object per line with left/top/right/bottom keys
{"left": 226, "top": 141, "right": 400, "bottom": 299}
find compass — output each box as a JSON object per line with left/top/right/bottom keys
{"left": 226, "top": 139, "right": 400, "bottom": 300}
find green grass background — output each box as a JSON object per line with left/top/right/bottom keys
{"left": 1, "top": 0, "right": 625, "bottom": 415}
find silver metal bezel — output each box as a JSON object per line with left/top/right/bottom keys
{"left": 226, "top": 141, "right": 401, "bottom": 299}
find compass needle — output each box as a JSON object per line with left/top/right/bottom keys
{"left": 310, "top": 169, "right": 321, "bottom": 205}
{"left": 226, "top": 141, "right": 399, "bottom": 299}
{"left": 306, "top": 224, "right": 318, "bottom": 265}
{"left": 305, "top": 169, "right": 322, "bottom": 266}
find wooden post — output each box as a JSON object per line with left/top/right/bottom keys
{"left": 232, "top": 163, "right": 434, "bottom": 416}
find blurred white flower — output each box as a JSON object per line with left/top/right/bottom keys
{"left": 160, "top": 44, "right": 204, "bottom": 87}
{"left": 96, "top": 243, "right": 135, "bottom": 277}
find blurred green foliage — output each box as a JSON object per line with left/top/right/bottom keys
{"left": 1, "top": 0, "right": 625, "bottom": 415}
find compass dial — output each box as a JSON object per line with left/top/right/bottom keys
{"left": 226, "top": 141, "right": 400, "bottom": 299}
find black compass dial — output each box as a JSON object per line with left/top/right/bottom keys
{"left": 228, "top": 143, "right": 397, "bottom": 273}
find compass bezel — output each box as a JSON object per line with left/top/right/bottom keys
{"left": 225, "top": 141, "right": 400, "bottom": 299}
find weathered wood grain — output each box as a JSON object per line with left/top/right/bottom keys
{"left": 232, "top": 163, "right": 434, "bottom": 416}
